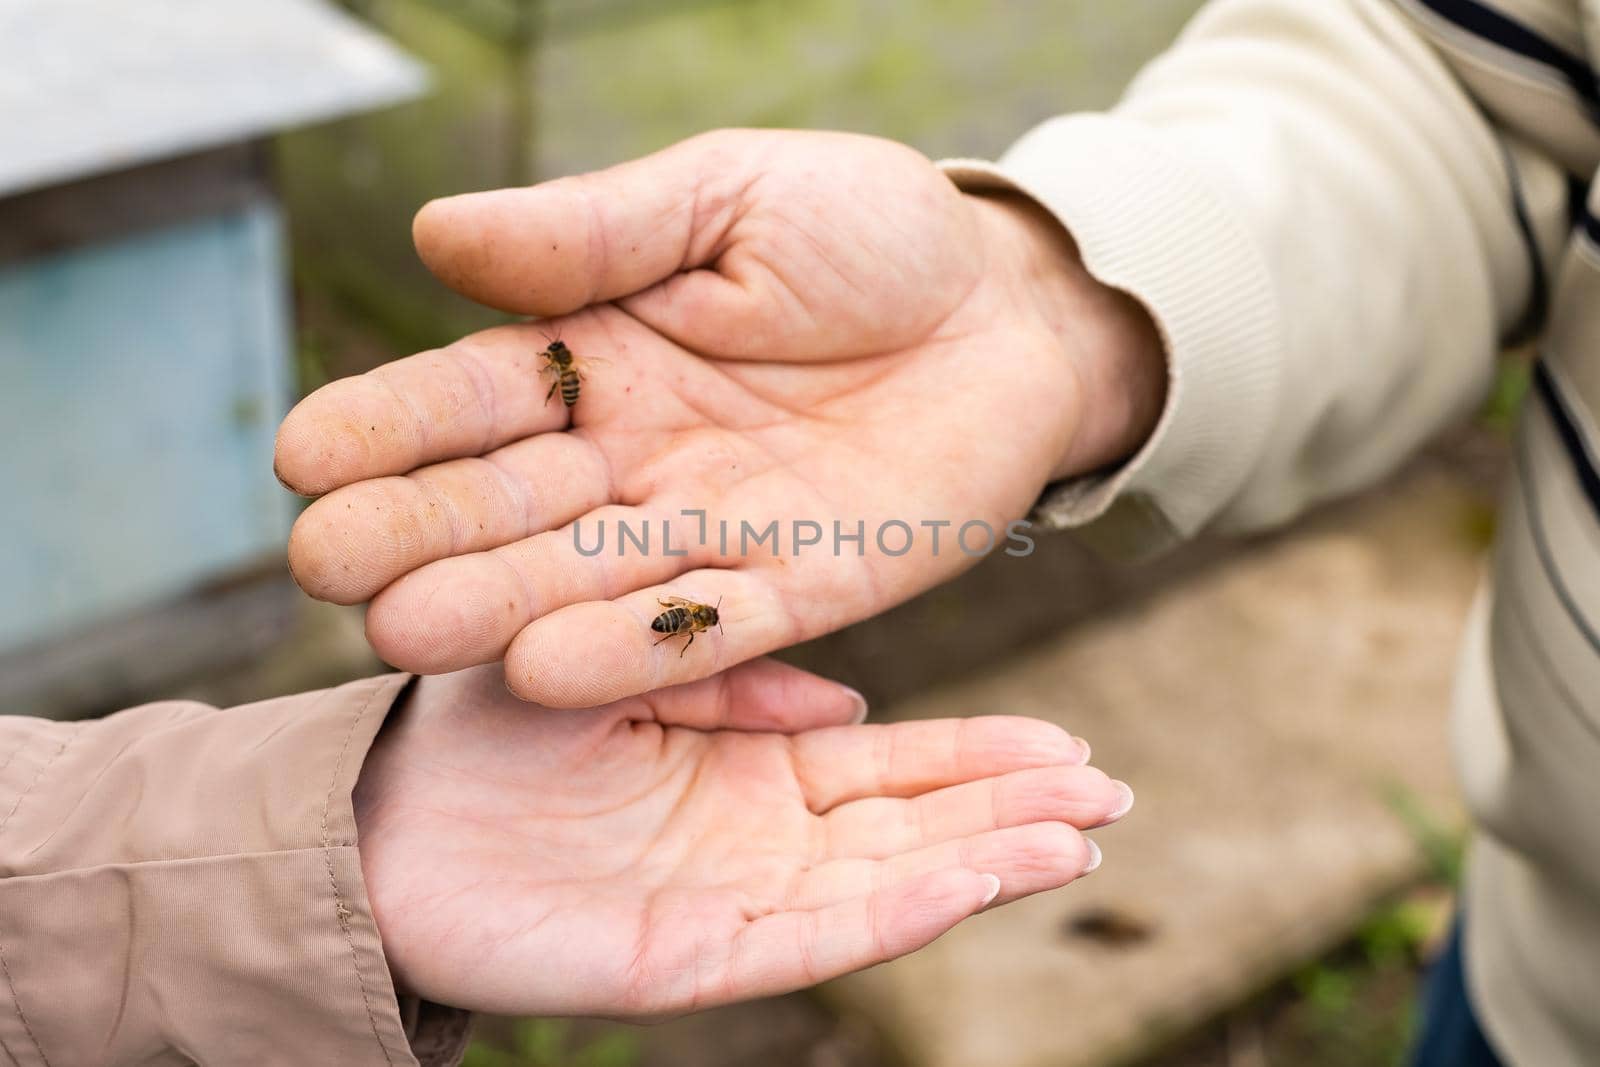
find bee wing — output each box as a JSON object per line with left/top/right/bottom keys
{"left": 657, "top": 595, "right": 697, "bottom": 609}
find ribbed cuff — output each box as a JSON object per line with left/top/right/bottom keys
{"left": 941, "top": 113, "right": 1282, "bottom": 557}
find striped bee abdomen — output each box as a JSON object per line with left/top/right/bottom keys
{"left": 538, "top": 338, "right": 583, "bottom": 407}
{"left": 558, "top": 370, "right": 581, "bottom": 406}
{"left": 652, "top": 607, "right": 690, "bottom": 633}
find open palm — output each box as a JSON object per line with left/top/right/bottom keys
{"left": 355, "top": 661, "right": 1124, "bottom": 1017}
{"left": 276, "top": 130, "right": 1159, "bottom": 706}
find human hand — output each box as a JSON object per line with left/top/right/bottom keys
{"left": 353, "top": 660, "right": 1130, "bottom": 1016}
{"left": 276, "top": 130, "right": 1164, "bottom": 706}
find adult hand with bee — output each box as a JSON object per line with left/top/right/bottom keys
{"left": 356, "top": 660, "right": 1126, "bottom": 1015}
{"left": 275, "top": 129, "right": 1165, "bottom": 707}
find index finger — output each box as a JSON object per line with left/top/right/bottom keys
{"left": 273, "top": 322, "right": 570, "bottom": 496}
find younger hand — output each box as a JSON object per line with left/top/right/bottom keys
{"left": 355, "top": 660, "right": 1131, "bottom": 1016}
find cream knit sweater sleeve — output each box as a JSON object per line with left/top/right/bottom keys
{"left": 947, "top": 0, "right": 1571, "bottom": 554}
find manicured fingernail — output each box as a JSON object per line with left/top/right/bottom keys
{"left": 1082, "top": 839, "right": 1103, "bottom": 875}
{"left": 1110, "top": 780, "right": 1135, "bottom": 820}
{"left": 844, "top": 687, "right": 869, "bottom": 725}
{"left": 978, "top": 873, "right": 1001, "bottom": 906}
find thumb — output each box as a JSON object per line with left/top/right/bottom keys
{"left": 412, "top": 129, "right": 755, "bottom": 316}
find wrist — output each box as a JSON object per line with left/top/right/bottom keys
{"left": 968, "top": 192, "right": 1166, "bottom": 483}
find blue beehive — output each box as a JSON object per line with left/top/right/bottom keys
{"left": 0, "top": 0, "right": 424, "bottom": 702}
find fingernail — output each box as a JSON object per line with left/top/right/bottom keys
{"left": 1073, "top": 737, "right": 1092, "bottom": 764}
{"left": 844, "top": 687, "right": 869, "bottom": 725}
{"left": 978, "top": 873, "right": 1001, "bottom": 906}
{"left": 1110, "top": 780, "right": 1135, "bottom": 821}
{"left": 1081, "top": 839, "right": 1103, "bottom": 875}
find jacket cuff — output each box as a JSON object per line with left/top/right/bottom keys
{"left": 0, "top": 673, "right": 469, "bottom": 1067}
{"left": 942, "top": 113, "right": 1282, "bottom": 556}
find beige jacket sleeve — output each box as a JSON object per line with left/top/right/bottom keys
{"left": 0, "top": 674, "right": 470, "bottom": 1066}
{"left": 947, "top": 0, "right": 1572, "bottom": 554}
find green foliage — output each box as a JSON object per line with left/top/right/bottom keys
{"left": 1293, "top": 961, "right": 1359, "bottom": 1022}
{"left": 1356, "top": 895, "right": 1439, "bottom": 971}
{"left": 1480, "top": 353, "right": 1532, "bottom": 434}
{"left": 1382, "top": 783, "right": 1466, "bottom": 887}
{"left": 461, "top": 1041, "right": 509, "bottom": 1067}
{"left": 464, "top": 1020, "right": 640, "bottom": 1067}
{"left": 1269, "top": 869, "right": 1452, "bottom": 1067}
{"left": 1278, "top": 888, "right": 1449, "bottom": 1067}
{"left": 1286, "top": 961, "right": 1416, "bottom": 1066}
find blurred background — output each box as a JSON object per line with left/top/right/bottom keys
{"left": 2, "top": 1, "right": 1522, "bottom": 1064}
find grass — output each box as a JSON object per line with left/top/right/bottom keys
{"left": 464, "top": 1020, "right": 641, "bottom": 1067}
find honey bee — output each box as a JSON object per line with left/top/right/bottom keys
{"left": 537, "top": 333, "right": 601, "bottom": 408}
{"left": 650, "top": 595, "right": 724, "bottom": 656}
